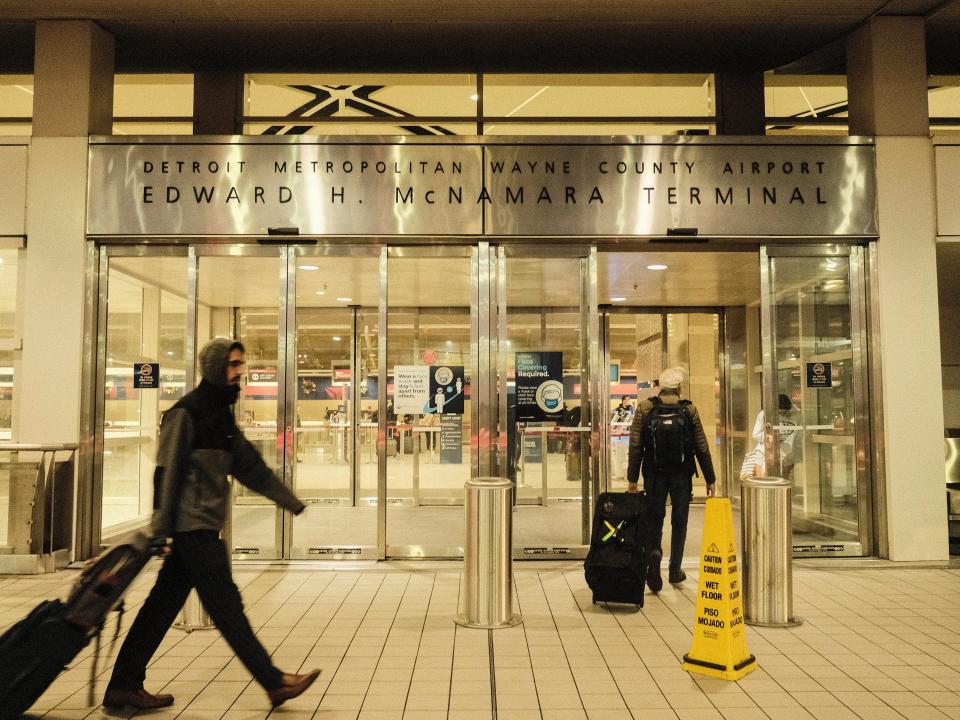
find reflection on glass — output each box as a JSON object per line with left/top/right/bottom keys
{"left": 771, "top": 256, "right": 859, "bottom": 546}
{"left": 197, "top": 254, "right": 281, "bottom": 558}
{"left": 386, "top": 256, "right": 471, "bottom": 553}
{"left": 100, "top": 257, "right": 187, "bottom": 535}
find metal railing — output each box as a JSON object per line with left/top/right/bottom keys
{"left": 0, "top": 443, "right": 79, "bottom": 574}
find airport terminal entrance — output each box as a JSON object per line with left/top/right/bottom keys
{"left": 92, "top": 242, "right": 875, "bottom": 560}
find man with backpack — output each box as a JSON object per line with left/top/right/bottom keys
{"left": 626, "top": 367, "right": 716, "bottom": 592}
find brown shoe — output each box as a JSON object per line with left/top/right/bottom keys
{"left": 267, "top": 669, "right": 321, "bottom": 708}
{"left": 103, "top": 687, "right": 174, "bottom": 709}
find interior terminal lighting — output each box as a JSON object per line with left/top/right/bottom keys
{"left": 332, "top": 336, "right": 342, "bottom": 342}
{"left": 470, "top": 94, "right": 479, "bottom": 101}
{"left": 336, "top": 297, "right": 353, "bottom": 303}
{"left": 298, "top": 264, "right": 319, "bottom": 271}
{"left": 610, "top": 296, "right": 626, "bottom": 302}
{"left": 647, "top": 264, "right": 668, "bottom": 271}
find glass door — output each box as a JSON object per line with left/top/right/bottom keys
{"left": 499, "top": 246, "right": 594, "bottom": 557}
{"left": 385, "top": 247, "right": 473, "bottom": 557}
{"left": 288, "top": 247, "right": 380, "bottom": 559}
{"left": 94, "top": 247, "right": 190, "bottom": 542}
{"left": 760, "top": 246, "right": 872, "bottom": 556}
{"left": 196, "top": 246, "right": 287, "bottom": 560}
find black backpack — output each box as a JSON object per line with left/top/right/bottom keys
{"left": 643, "top": 397, "right": 694, "bottom": 472}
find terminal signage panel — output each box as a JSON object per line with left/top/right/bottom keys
{"left": 87, "top": 139, "right": 877, "bottom": 237}
{"left": 87, "top": 142, "right": 483, "bottom": 236}
{"left": 483, "top": 144, "right": 877, "bottom": 237}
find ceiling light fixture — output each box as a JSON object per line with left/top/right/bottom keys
{"left": 610, "top": 296, "right": 626, "bottom": 302}
{"left": 336, "top": 297, "right": 353, "bottom": 303}
{"left": 470, "top": 94, "right": 479, "bottom": 101}
{"left": 647, "top": 264, "right": 668, "bottom": 271}
{"left": 298, "top": 264, "right": 319, "bottom": 271}
{"left": 332, "top": 336, "right": 341, "bottom": 341}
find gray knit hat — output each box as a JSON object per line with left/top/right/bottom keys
{"left": 199, "top": 337, "right": 244, "bottom": 385}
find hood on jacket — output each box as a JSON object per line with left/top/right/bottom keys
{"left": 199, "top": 337, "right": 244, "bottom": 386}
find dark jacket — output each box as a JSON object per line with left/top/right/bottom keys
{"left": 151, "top": 340, "right": 304, "bottom": 539}
{"left": 626, "top": 389, "right": 716, "bottom": 486}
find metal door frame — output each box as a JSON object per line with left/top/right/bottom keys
{"left": 760, "top": 244, "right": 873, "bottom": 557}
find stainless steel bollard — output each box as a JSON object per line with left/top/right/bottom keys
{"left": 173, "top": 589, "right": 213, "bottom": 632}
{"left": 741, "top": 476, "right": 802, "bottom": 627}
{"left": 455, "top": 477, "right": 522, "bottom": 629}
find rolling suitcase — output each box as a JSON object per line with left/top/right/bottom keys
{"left": 0, "top": 534, "right": 158, "bottom": 719}
{"left": 584, "top": 491, "right": 649, "bottom": 607}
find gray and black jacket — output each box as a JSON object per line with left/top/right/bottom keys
{"left": 626, "top": 389, "right": 716, "bottom": 487}
{"left": 151, "top": 340, "right": 304, "bottom": 539}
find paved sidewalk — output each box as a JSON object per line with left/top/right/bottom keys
{"left": 2, "top": 560, "right": 959, "bottom": 720}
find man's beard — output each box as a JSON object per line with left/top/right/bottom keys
{"left": 226, "top": 381, "right": 241, "bottom": 404}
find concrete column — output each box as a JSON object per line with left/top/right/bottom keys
{"left": 193, "top": 71, "right": 243, "bottom": 135}
{"left": 17, "top": 21, "right": 113, "bottom": 447}
{"left": 847, "top": 18, "right": 947, "bottom": 560}
{"left": 847, "top": 17, "right": 928, "bottom": 136}
{"left": 715, "top": 72, "right": 765, "bottom": 136}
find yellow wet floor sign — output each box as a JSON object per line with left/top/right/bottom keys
{"left": 682, "top": 497, "right": 757, "bottom": 681}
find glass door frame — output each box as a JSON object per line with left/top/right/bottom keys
{"left": 496, "top": 244, "right": 598, "bottom": 554}
{"left": 759, "top": 244, "right": 873, "bottom": 557}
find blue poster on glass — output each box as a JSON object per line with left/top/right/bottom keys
{"left": 515, "top": 351, "right": 563, "bottom": 422}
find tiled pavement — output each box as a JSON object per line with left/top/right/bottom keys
{"left": 2, "top": 560, "right": 960, "bottom": 720}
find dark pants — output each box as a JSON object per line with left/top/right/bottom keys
{"left": 645, "top": 471, "right": 692, "bottom": 570}
{"left": 108, "top": 530, "right": 282, "bottom": 692}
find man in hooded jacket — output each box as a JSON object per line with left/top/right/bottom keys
{"left": 103, "top": 338, "right": 320, "bottom": 710}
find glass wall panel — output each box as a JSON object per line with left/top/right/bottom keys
{"left": 484, "top": 123, "right": 713, "bottom": 136}
{"left": 386, "top": 254, "right": 471, "bottom": 555}
{"left": 485, "top": 74, "right": 714, "bottom": 117}
{"left": 245, "top": 74, "right": 477, "bottom": 135}
{"left": 0, "top": 247, "right": 18, "bottom": 440}
{"left": 197, "top": 253, "right": 283, "bottom": 558}
{"left": 290, "top": 254, "right": 379, "bottom": 557}
{"left": 0, "top": 75, "right": 32, "bottom": 135}
{"left": 112, "top": 73, "right": 193, "bottom": 135}
{"left": 100, "top": 256, "right": 188, "bottom": 536}
{"left": 768, "top": 255, "right": 861, "bottom": 548}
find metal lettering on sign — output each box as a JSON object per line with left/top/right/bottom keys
{"left": 87, "top": 142, "right": 483, "bottom": 236}
{"left": 484, "top": 144, "right": 877, "bottom": 236}
{"left": 87, "top": 139, "right": 877, "bottom": 237}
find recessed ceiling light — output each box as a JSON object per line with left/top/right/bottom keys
{"left": 298, "top": 264, "right": 319, "bottom": 271}
{"left": 336, "top": 297, "right": 352, "bottom": 303}
{"left": 647, "top": 264, "right": 668, "bottom": 271}
{"left": 610, "top": 296, "right": 626, "bottom": 302}
{"left": 470, "top": 94, "right": 479, "bottom": 101}
{"left": 446, "top": 340, "right": 453, "bottom": 345}
{"left": 332, "top": 336, "right": 341, "bottom": 341}
{"left": 315, "top": 290, "right": 325, "bottom": 295}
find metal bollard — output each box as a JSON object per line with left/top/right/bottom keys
{"left": 173, "top": 589, "right": 213, "bottom": 632}
{"left": 455, "top": 477, "right": 522, "bottom": 629}
{"left": 741, "top": 476, "right": 802, "bottom": 627}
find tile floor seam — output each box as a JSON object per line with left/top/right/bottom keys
{"left": 560, "top": 569, "right": 633, "bottom": 714}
